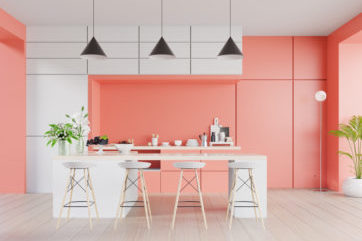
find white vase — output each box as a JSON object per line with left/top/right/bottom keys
{"left": 342, "top": 177, "right": 362, "bottom": 197}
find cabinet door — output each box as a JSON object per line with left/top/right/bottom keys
{"left": 192, "top": 59, "right": 242, "bottom": 75}
{"left": 26, "top": 75, "right": 88, "bottom": 136}
{"left": 88, "top": 59, "right": 138, "bottom": 74}
{"left": 27, "top": 59, "right": 87, "bottom": 75}
{"left": 140, "top": 25, "right": 190, "bottom": 42}
{"left": 27, "top": 43, "right": 86, "bottom": 58}
{"left": 139, "top": 171, "right": 161, "bottom": 193}
{"left": 191, "top": 25, "right": 242, "bottom": 42}
{"left": 140, "top": 59, "right": 190, "bottom": 74}
{"left": 88, "top": 26, "right": 138, "bottom": 42}
{"left": 237, "top": 80, "right": 293, "bottom": 188}
{"left": 140, "top": 43, "right": 190, "bottom": 59}
{"left": 294, "top": 80, "right": 326, "bottom": 188}
{"left": 201, "top": 171, "right": 228, "bottom": 193}
{"left": 27, "top": 26, "right": 87, "bottom": 42}
{"left": 240, "top": 37, "right": 293, "bottom": 79}
{"left": 294, "top": 37, "right": 327, "bottom": 79}
{"left": 161, "top": 171, "right": 200, "bottom": 193}
{"left": 26, "top": 137, "right": 57, "bottom": 193}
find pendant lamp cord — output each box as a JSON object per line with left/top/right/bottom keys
{"left": 229, "top": 0, "right": 232, "bottom": 37}
{"left": 93, "top": 0, "right": 95, "bottom": 37}
{"left": 161, "top": 0, "right": 163, "bottom": 36}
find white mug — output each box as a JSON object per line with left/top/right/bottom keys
{"left": 151, "top": 137, "right": 158, "bottom": 146}
{"left": 219, "top": 132, "right": 226, "bottom": 142}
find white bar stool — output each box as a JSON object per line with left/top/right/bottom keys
{"left": 114, "top": 161, "right": 152, "bottom": 230}
{"left": 57, "top": 162, "right": 99, "bottom": 229}
{"left": 226, "top": 161, "right": 264, "bottom": 229}
{"left": 171, "top": 162, "right": 207, "bottom": 230}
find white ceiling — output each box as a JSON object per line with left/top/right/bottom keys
{"left": 1, "top": 0, "right": 361, "bottom": 36}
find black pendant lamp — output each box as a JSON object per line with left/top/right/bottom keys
{"left": 218, "top": 0, "right": 243, "bottom": 60}
{"left": 149, "top": 0, "right": 175, "bottom": 59}
{"left": 81, "top": 0, "right": 106, "bottom": 59}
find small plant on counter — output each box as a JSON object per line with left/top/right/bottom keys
{"left": 44, "top": 123, "right": 77, "bottom": 155}
{"left": 65, "top": 106, "right": 90, "bottom": 139}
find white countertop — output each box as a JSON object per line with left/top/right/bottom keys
{"left": 54, "top": 152, "right": 266, "bottom": 161}
{"left": 92, "top": 145, "right": 241, "bottom": 151}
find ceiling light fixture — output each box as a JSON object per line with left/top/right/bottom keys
{"left": 81, "top": 0, "right": 107, "bottom": 60}
{"left": 149, "top": 0, "right": 175, "bottom": 59}
{"left": 218, "top": 0, "right": 243, "bottom": 60}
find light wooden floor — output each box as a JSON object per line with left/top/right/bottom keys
{"left": 0, "top": 190, "right": 361, "bottom": 241}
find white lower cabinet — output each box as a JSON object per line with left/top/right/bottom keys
{"left": 26, "top": 75, "right": 88, "bottom": 136}
{"left": 27, "top": 137, "right": 57, "bottom": 193}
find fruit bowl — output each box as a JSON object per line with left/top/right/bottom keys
{"left": 114, "top": 144, "right": 134, "bottom": 154}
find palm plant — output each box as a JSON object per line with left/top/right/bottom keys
{"left": 329, "top": 115, "right": 362, "bottom": 179}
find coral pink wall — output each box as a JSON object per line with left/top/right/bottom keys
{"left": 327, "top": 13, "right": 362, "bottom": 191}
{"left": 338, "top": 40, "right": 362, "bottom": 186}
{"left": 0, "top": 9, "right": 26, "bottom": 193}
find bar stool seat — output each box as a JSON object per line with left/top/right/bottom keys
{"left": 171, "top": 162, "right": 207, "bottom": 230}
{"left": 118, "top": 161, "right": 151, "bottom": 169}
{"left": 226, "top": 161, "right": 264, "bottom": 230}
{"left": 173, "top": 162, "right": 205, "bottom": 169}
{"left": 114, "top": 161, "right": 152, "bottom": 230}
{"left": 57, "top": 162, "right": 99, "bottom": 230}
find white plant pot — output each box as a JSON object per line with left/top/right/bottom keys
{"left": 342, "top": 177, "right": 362, "bottom": 198}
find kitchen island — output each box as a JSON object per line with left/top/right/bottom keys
{"left": 53, "top": 152, "right": 267, "bottom": 218}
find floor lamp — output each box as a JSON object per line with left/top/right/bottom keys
{"left": 313, "top": 90, "right": 328, "bottom": 192}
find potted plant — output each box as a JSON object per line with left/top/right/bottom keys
{"left": 66, "top": 106, "right": 90, "bottom": 153}
{"left": 44, "top": 123, "right": 78, "bottom": 155}
{"left": 330, "top": 115, "right": 362, "bottom": 197}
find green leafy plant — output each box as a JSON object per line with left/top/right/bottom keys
{"left": 44, "top": 123, "right": 78, "bottom": 147}
{"left": 329, "top": 115, "right": 362, "bottom": 179}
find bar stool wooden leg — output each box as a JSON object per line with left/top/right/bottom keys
{"left": 66, "top": 168, "right": 75, "bottom": 221}
{"left": 248, "top": 169, "right": 259, "bottom": 222}
{"left": 250, "top": 169, "right": 265, "bottom": 229}
{"left": 141, "top": 170, "right": 152, "bottom": 222}
{"left": 229, "top": 169, "right": 238, "bottom": 229}
{"left": 114, "top": 169, "right": 129, "bottom": 230}
{"left": 56, "top": 169, "right": 72, "bottom": 229}
{"left": 195, "top": 169, "right": 208, "bottom": 230}
{"left": 140, "top": 169, "right": 150, "bottom": 229}
{"left": 87, "top": 169, "right": 100, "bottom": 219}
{"left": 171, "top": 169, "right": 183, "bottom": 230}
{"left": 226, "top": 168, "right": 237, "bottom": 220}
{"left": 84, "top": 169, "right": 93, "bottom": 229}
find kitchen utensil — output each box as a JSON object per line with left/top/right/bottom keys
{"left": 114, "top": 144, "right": 134, "bottom": 154}
{"left": 174, "top": 140, "right": 182, "bottom": 146}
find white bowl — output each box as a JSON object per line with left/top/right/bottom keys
{"left": 114, "top": 144, "right": 134, "bottom": 154}
{"left": 186, "top": 139, "right": 199, "bottom": 146}
{"left": 174, "top": 140, "right": 182, "bottom": 146}
{"left": 162, "top": 142, "right": 170, "bottom": 146}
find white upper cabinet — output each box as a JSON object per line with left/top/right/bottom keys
{"left": 140, "top": 25, "right": 190, "bottom": 42}
{"left": 27, "top": 43, "right": 86, "bottom": 58}
{"left": 140, "top": 59, "right": 190, "bottom": 75}
{"left": 88, "top": 26, "right": 138, "bottom": 42}
{"left": 26, "top": 75, "right": 88, "bottom": 136}
{"left": 27, "top": 26, "right": 87, "bottom": 42}
{"left": 192, "top": 59, "right": 242, "bottom": 75}
{"left": 27, "top": 59, "right": 87, "bottom": 75}
{"left": 100, "top": 43, "right": 138, "bottom": 58}
{"left": 192, "top": 42, "right": 243, "bottom": 58}
{"left": 191, "top": 25, "right": 242, "bottom": 42}
{"left": 88, "top": 59, "right": 138, "bottom": 74}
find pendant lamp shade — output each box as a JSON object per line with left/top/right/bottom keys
{"left": 81, "top": 37, "right": 106, "bottom": 60}
{"left": 218, "top": 37, "right": 243, "bottom": 60}
{"left": 149, "top": 36, "right": 175, "bottom": 59}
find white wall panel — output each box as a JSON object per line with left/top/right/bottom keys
{"left": 88, "top": 26, "right": 138, "bottom": 42}
{"left": 192, "top": 42, "right": 243, "bottom": 58}
{"left": 140, "top": 43, "right": 190, "bottom": 58}
{"left": 192, "top": 59, "right": 242, "bottom": 75}
{"left": 26, "top": 137, "right": 57, "bottom": 193}
{"left": 140, "top": 59, "right": 190, "bottom": 74}
{"left": 27, "top": 59, "right": 87, "bottom": 74}
{"left": 140, "top": 25, "right": 190, "bottom": 42}
{"left": 192, "top": 25, "right": 242, "bottom": 42}
{"left": 88, "top": 59, "right": 138, "bottom": 74}
{"left": 101, "top": 43, "right": 138, "bottom": 58}
{"left": 26, "top": 75, "right": 88, "bottom": 136}
{"left": 27, "top": 43, "right": 86, "bottom": 58}
{"left": 27, "top": 26, "right": 87, "bottom": 42}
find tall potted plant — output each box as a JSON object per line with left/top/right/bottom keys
{"left": 330, "top": 115, "right": 362, "bottom": 197}
{"left": 44, "top": 123, "right": 78, "bottom": 155}
{"left": 66, "top": 106, "right": 90, "bottom": 153}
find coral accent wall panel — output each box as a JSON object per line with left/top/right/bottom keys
{"left": 293, "top": 80, "right": 327, "bottom": 188}
{"left": 237, "top": 80, "right": 293, "bottom": 188}
{"left": 98, "top": 83, "right": 235, "bottom": 145}
{"left": 240, "top": 37, "right": 293, "bottom": 80}
{"left": 294, "top": 37, "right": 327, "bottom": 79}
{"left": 0, "top": 10, "right": 26, "bottom": 193}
